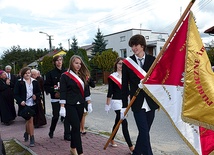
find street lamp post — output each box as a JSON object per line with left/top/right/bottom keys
{"left": 68, "top": 39, "right": 70, "bottom": 50}
{"left": 39, "top": 31, "right": 53, "bottom": 52}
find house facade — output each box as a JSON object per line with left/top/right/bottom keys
{"left": 104, "top": 28, "right": 168, "bottom": 57}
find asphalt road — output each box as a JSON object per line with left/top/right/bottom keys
{"left": 45, "top": 92, "right": 194, "bottom": 155}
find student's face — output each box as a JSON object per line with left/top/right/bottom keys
{"left": 23, "top": 70, "right": 31, "bottom": 80}
{"left": 131, "top": 44, "right": 144, "bottom": 56}
{"left": 117, "top": 60, "right": 123, "bottom": 71}
{"left": 73, "top": 58, "right": 81, "bottom": 73}
{"left": 55, "top": 57, "right": 63, "bottom": 68}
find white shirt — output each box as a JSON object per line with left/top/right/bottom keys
{"left": 134, "top": 54, "right": 151, "bottom": 112}
{"left": 23, "top": 78, "right": 35, "bottom": 106}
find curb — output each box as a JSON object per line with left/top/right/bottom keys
{"left": 14, "top": 138, "right": 37, "bottom": 155}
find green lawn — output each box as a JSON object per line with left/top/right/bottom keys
{"left": 3, "top": 139, "right": 32, "bottom": 155}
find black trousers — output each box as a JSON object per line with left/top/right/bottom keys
{"left": 50, "top": 102, "right": 70, "bottom": 137}
{"left": 112, "top": 110, "right": 133, "bottom": 147}
{"left": 132, "top": 109, "right": 155, "bottom": 155}
{"left": 66, "top": 104, "right": 84, "bottom": 154}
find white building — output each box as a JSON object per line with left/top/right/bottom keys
{"left": 104, "top": 28, "right": 169, "bottom": 58}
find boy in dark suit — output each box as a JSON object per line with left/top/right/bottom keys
{"left": 44, "top": 55, "right": 70, "bottom": 140}
{"left": 121, "top": 34, "right": 159, "bottom": 155}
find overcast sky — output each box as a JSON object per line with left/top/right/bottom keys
{"left": 0, "top": 0, "right": 213, "bottom": 56}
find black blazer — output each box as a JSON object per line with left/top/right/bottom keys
{"left": 14, "top": 79, "right": 41, "bottom": 115}
{"left": 107, "top": 76, "right": 122, "bottom": 100}
{"left": 60, "top": 73, "right": 90, "bottom": 106}
{"left": 9, "top": 74, "right": 17, "bottom": 89}
{"left": 44, "top": 67, "right": 66, "bottom": 99}
{"left": 122, "top": 54, "right": 159, "bottom": 112}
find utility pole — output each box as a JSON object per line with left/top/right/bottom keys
{"left": 39, "top": 31, "right": 54, "bottom": 52}
{"left": 68, "top": 39, "right": 70, "bottom": 50}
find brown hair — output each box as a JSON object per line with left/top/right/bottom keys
{"left": 128, "top": 34, "right": 146, "bottom": 51}
{"left": 113, "top": 57, "right": 124, "bottom": 72}
{"left": 20, "top": 67, "right": 31, "bottom": 78}
{"left": 53, "top": 55, "right": 63, "bottom": 66}
{"left": 68, "top": 55, "right": 90, "bottom": 84}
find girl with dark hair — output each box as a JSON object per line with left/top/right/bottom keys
{"left": 105, "top": 57, "right": 134, "bottom": 153}
{"left": 14, "top": 67, "right": 41, "bottom": 147}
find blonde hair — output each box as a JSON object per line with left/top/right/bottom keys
{"left": 68, "top": 55, "right": 90, "bottom": 84}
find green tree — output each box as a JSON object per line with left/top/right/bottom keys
{"left": 0, "top": 45, "right": 48, "bottom": 74}
{"left": 71, "top": 36, "right": 78, "bottom": 54}
{"left": 207, "top": 45, "right": 214, "bottom": 66}
{"left": 40, "top": 56, "right": 54, "bottom": 75}
{"left": 92, "top": 49, "right": 118, "bottom": 72}
{"left": 92, "top": 28, "right": 107, "bottom": 55}
{"left": 63, "top": 50, "right": 74, "bottom": 69}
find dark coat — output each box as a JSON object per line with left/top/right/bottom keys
{"left": 60, "top": 73, "right": 90, "bottom": 106}
{"left": 10, "top": 74, "right": 17, "bottom": 89}
{"left": 44, "top": 67, "right": 66, "bottom": 99}
{"left": 0, "top": 79, "right": 16, "bottom": 123}
{"left": 33, "top": 76, "right": 47, "bottom": 127}
{"left": 122, "top": 54, "right": 159, "bottom": 112}
{"left": 14, "top": 79, "right": 41, "bottom": 116}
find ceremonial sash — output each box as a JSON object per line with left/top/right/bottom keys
{"left": 123, "top": 57, "right": 146, "bottom": 79}
{"left": 109, "top": 73, "right": 122, "bottom": 89}
{"left": 64, "top": 71, "right": 84, "bottom": 97}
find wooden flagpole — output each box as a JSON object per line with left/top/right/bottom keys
{"left": 103, "top": 0, "right": 196, "bottom": 150}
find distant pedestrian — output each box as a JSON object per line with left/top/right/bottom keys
{"left": 0, "top": 70, "right": 16, "bottom": 125}
{"left": 105, "top": 57, "right": 134, "bottom": 153}
{"left": 44, "top": 55, "right": 70, "bottom": 140}
{"left": 59, "top": 55, "right": 92, "bottom": 155}
{"left": 5, "top": 65, "right": 17, "bottom": 89}
{"left": 31, "top": 69, "right": 47, "bottom": 128}
{"left": 14, "top": 67, "right": 41, "bottom": 147}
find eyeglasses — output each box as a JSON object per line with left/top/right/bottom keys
{"left": 117, "top": 63, "right": 123, "bottom": 65}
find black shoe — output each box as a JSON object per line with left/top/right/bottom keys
{"left": 24, "top": 132, "right": 29, "bottom": 142}
{"left": 4, "top": 122, "right": 10, "bottom": 126}
{"left": 30, "top": 135, "right": 35, "bottom": 147}
{"left": 64, "top": 135, "right": 71, "bottom": 141}
{"left": 48, "top": 131, "right": 53, "bottom": 138}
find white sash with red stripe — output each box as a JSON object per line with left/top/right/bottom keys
{"left": 108, "top": 72, "right": 122, "bottom": 89}
{"left": 123, "top": 57, "right": 147, "bottom": 79}
{"left": 64, "top": 71, "right": 84, "bottom": 97}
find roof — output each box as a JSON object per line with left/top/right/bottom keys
{"left": 28, "top": 61, "right": 38, "bottom": 67}
{"left": 38, "top": 49, "right": 66, "bottom": 61}
{"left": 80, "top": 44, "right": 94, "bottom": 50}
{"left": 204, "top": 26, "right": 214, "bottom": 35}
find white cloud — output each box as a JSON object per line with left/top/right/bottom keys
{"left": 0, "top": 0, "right": 213, "bottom": 57}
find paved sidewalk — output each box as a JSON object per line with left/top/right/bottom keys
{"left": 0, "top": 114, "right": 132, "bottom": 155}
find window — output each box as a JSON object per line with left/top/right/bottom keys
{"left": 120, "top": 49, "right": 127, "bottom": 58}
{"left": 120, "top": 36, "right": 125, "bottom": 42}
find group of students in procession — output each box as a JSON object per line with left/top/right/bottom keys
{"left": 0, "top": 34, "right": 159, "bottom": 155}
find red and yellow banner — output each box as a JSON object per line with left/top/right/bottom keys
{"left": 143, "top": 11, "right": 214, "bottom": 155}
{"left": 182, "top": 11, "right": 214, "bottom": 130}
